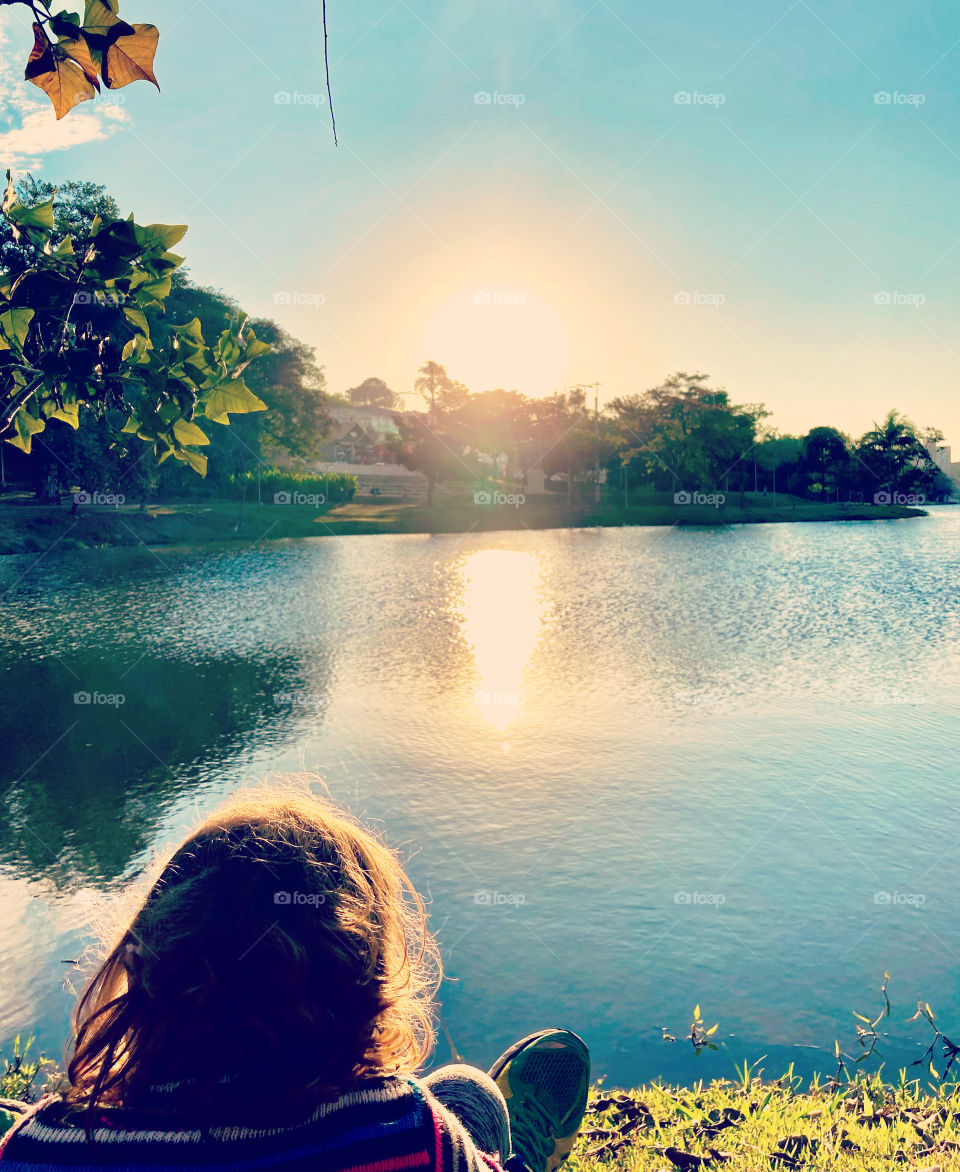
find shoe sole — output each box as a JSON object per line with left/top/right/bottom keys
{"left": 489, "top": 1029, "right": 591, "bottom": 1172}
{"left": 488, "top": 1028, "right": 589, "bottom": 1080}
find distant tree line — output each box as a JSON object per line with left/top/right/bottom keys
{"left": 387, "top": 364, "right": 953, "bottom": 507}
{"left": 1, "top": 180, "right": 950, "bottom": 512}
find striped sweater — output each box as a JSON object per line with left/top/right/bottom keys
{"left": 0, "top": 1076, "right": 504, "bottom": 1172}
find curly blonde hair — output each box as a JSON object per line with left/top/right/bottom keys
{"left": 65, "top": 790, "right": 440, "bottom": 1122}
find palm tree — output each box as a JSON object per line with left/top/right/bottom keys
{"left": 414, "top": 361, "right": 450, "bottom": 427}
{"left": 857, "top": 410, "right": 926, "bottom": 494}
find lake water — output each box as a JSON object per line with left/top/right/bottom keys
{"left": 3, "top": 510, "right": 960, "bottom": 1087}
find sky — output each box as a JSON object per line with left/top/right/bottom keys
{"left": 3, "top": 0, "right": 960, "bottom": 446}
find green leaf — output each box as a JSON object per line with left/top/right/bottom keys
{"left": 202, "top": 378, "right": 267, "bottom": 424}
{"left": 121, "top": 413, "right": 139, "bottom": 434}
{"left": 7, "top": 198, "right": 55, "bottom": 232}
{"left": 172, "top": 446, "right": 207, "bottom": 476}
{"left": 172, "top": 418, "right": 209, "bottom": 446}
{"left": 123, "top": 306, "right": 149, "bottom": 335}
{"left": 50, "top": 9, "right": 82, "bottom": 36}
{"left": 243, "top": 329, "right": 271, "bottom": 359}
{"left": 177, "top": 317, "right": 205, "bottom": 344}
{"left": 6, "top": 408, "right": 45, "bottom": 453}
{"left": 137, "top": 275, "right": 171, "bottom": 301}
{"left": 47, "top": 401, "right": 80, "bottom": 429}
{"left": 135, "top": 223, "right": 187, "bottom": 252}
{"left": 0, "top": 307, "right": 35, "bottom": 352}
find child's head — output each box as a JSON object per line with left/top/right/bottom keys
{"left": 67, "top": 789, "right": 439, "bottom": 1121}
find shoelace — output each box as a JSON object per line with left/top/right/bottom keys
{"left": 509, "top": 1093, "right": 558, "bottom": 1172}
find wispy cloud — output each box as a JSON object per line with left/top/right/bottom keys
{"left": 0, "top": 9, "right": 130, "bottom": 172}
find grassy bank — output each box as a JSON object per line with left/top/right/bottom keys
{"left": 0, "top": 494, "right": 927, "bottom": 555}
{"left": 5, "top": 1053, "right": 960, "bottom": 1172}
{"left": 565, "top": 1071, "right": 960, "bottom": 1172}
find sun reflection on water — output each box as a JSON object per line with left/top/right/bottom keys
{"left": 456, "top": 549, "right": 546, "bottom": 729}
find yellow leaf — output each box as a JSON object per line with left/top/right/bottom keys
{"left": 26, "top": 26, "right": 96, "bottom": 119}
{"left": 104, "top": 24, "right": 159, "bottom": 89}
{"left": 59, "top": 35, "right": 101, "bottom": 87}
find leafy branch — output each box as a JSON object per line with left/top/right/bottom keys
{"left": 0, "top": 173, "right": 270, "bottom": 474}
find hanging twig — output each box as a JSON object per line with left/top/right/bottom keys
{"left": 322, "top": 0, "right": 338, "bottom": 146}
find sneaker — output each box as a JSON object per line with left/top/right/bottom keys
{"left": 489, "top": 1029, "right": 590, "bottom": 1172}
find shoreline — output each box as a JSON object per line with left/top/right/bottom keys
{"left": 0, "top": 497, "right": 928, "bottom": 556}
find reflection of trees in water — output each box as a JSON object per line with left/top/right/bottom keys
{"left": 0, "top": 650, "right": 332, "bottom": 884}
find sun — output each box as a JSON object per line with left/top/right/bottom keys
{"left": 420, "top": 283, "right": 570, "bottom": 397}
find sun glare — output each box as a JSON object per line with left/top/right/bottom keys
{"left": 421, "top": 284, "right": 570, "bottom": 397}
{"left": 455, "top": 548, "right": 546, "bottom": 730}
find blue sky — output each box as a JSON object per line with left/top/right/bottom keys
{"left": 4, "top": 0, "right": 960, "bottom": 446}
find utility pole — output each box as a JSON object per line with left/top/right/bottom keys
{"left": 592, "top": 380, "right": 601, "bottom": 504}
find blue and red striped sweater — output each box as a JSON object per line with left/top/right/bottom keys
{"left": 0, "top": 1075, "right": 504, "bottom": 1172}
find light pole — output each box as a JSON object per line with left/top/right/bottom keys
{"left": 567, "top": 380, "right": 601, "bottom": 505}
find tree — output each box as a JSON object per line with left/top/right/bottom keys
{"left": 755, "top": 434, "right": 801, "bottom": 494}
{"left": 414, "top": 360, "right": 450, "bottom": 425}
{"left": 0, "top": 177, "right": 119, "bottom": 275}
{"left": 346, "top": 376, "right": 397, "bottom": 409}
{"left": 526, "top": 388, "right": 599, "bottom": 506}
{"left": 799, "top": 427, "right": 850, "bottom": 499}
{"left": 608, "top": 372, "right": 760, "bottom": 495}
{"left": 147, "top": 287, "right": 331, "bottom": 497}
{"left": 0, "top": 175, "right": 269, "bottom": 480}
{"left": 389, "top": 412, "right": 470, "bottom": 507}
{"left": 854, "top": 410, "right": 934, "bottom": 497}
{"left": 454, "top": 388, "right": 527, "bottom": 472}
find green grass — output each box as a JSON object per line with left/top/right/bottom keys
{"left": 5, "top": 1046, "right": 960, "bottom": 1172}
{"left": 568, "top": 1070, "right": 960, "bottom": 1172}
{"left": 0, "top": 493, "right": 927, "bottom": 555}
